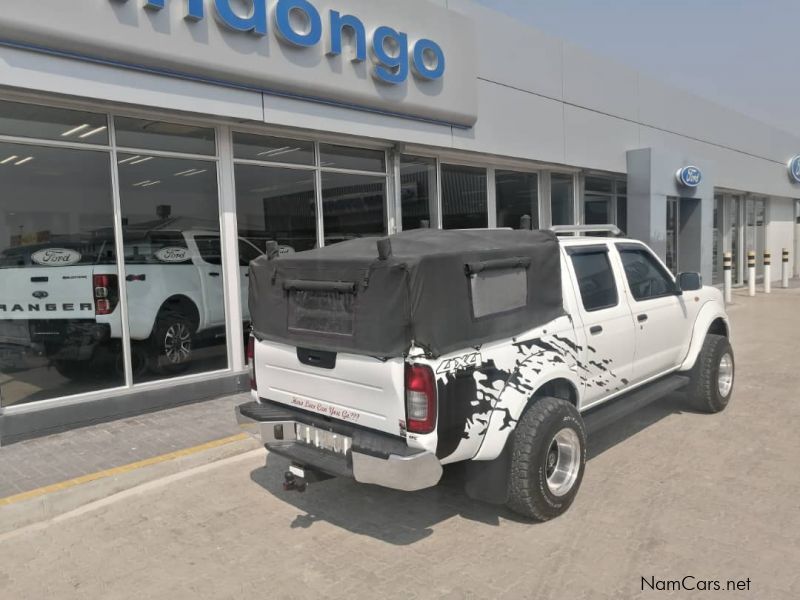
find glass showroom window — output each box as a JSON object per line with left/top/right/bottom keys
{"left": 496, "top": 170, "right": 539, "bottom": 230}
{"left": 551, "top": 173, "right": 575, "bottom": 226}
{"left": 617, "top": 181, "right": 628, "bottom": 233}
{"left": 583, "top": 175, "right": 627, "bottom": 233}
{"left": 115, "top": 117, "right": 228, "bottom": 384}
{"left": 400, "top": 155, "right": 436, "bottom": 231}
{"left": 0, "top": 100, "right": 122, "bottom": 407}
{"left": 441, "top": 164, "right": 488, "bottom": 229}
{"left": 232, "top": 132, "right": 388, "bottom": 251}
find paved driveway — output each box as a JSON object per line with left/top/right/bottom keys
{"left": 1, "top": 289, "right": 798, "bottom": 599}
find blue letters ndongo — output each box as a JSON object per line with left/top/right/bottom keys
{"left": 139, "top": 0, "right": 446, "bottom": 84}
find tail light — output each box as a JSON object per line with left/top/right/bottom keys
{"left": 247, "top": 335, "right": 256, "bottom": 391}
{"left": 93, "top": 274, "right": 119, "bottom": 316}
{"left": 405, "top": 364, "right": 437, "bottom": 434}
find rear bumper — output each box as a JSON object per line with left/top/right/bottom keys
{"left": 236, "top": 400, "right": 442, "bottom": 492}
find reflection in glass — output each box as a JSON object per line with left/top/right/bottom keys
{"left": 550, "top": 173, "right": 575, "bottom": 226}
{"left": 496, "top": 170, "right": 539, "bottom": 230}
{"left": 321, "top": 172, "right": 386, "bottom": 245}
{"left": 617, "top": 195, "right": 628, "bottom": 233}
{"left": 0, "top": 99, "right": 109, "bottom": 145}
{"left": 234, "top": 164, "right": 318, "bottom": 253}
{"left": 584, "top": 196, "right": 610, "bottom": 225}
{"left": 0, "top": 142, "right": 123, "bottom": 407}
{"left": 114, "top": 117, "right": 216, "bottom": 156}
{"left": 400, "top": 155, "right": 436, "bottom": 231}
{"left": 117, "top": 153, "right": 227, "bottom": 383}
{"left": 319, "top": 144, "right": 386, "bottom": 172}
{"left": 441, "top": 164, "right": 487, "bottom": 230}
{"left": 233, "top": 133, "right": 315, "bottom": 166}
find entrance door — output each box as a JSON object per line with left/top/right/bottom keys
{"left": 728, "top": 196, "right": 742, "bottom": 285}
{"left": 665, "top": 197, "right": 679, "bottom": 274}
{"left": 744, "top": 198, "right": 766, "bottom": 283}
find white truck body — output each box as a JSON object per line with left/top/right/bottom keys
{"left": 238, "top": 234, "right": 731, "bottom": 512}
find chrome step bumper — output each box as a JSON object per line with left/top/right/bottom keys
{"left": 236, "top": 401, "right": 442, "bottom": 492}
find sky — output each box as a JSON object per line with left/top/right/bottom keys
{"left": 474, "top": 0, "right": 800, "bottom": 137}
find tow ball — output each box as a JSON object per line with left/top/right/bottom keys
{"left": 283, "top": 470, "right": 307, "bottom": 493}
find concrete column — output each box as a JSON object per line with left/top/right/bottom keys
{"left": 626, "top": 148, "right": 713, "bottom": 281}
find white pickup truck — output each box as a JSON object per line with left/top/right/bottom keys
{"left": 0, "top": 225, "right": 265, "bottom": 378}
{"left": 237, "top": 227, "right": 733, "bottom": 521}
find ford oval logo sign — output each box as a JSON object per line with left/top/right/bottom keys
{"left": 154, "top": 247, "right": 191, "bottom": 263}
{"left": 676, "top": 166, "right": 703, "bottom": 188}
{"left": 788, "top": 156, "right": 800, "bottom": 184}
{"left": 32, "top": 291, "right": 49, "bottom": 299}
{"left": 30, "top": 248, "right": 82, "bottom": 267}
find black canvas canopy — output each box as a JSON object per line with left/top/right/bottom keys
{"left": 249, "top": 229, "right": 564, "bottom": 358}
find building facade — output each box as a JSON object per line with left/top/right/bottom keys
{"left": 1, "top": 0, "right": 798, "bottom": 442}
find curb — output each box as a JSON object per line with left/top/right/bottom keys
{"left": 0, "top": 433, "right": 261, "bottom": 535}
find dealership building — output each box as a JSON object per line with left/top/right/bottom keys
{"left": 1, "top": 0, "right": 799, "bottom": 443}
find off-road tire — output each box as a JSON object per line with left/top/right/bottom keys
{"left": 506, "top": 397, "right": 587, "bottom": 521}
{"left": 687, "top": 334, "right": 734, "bottom": 413}
{"left": 148, "top": 312, "right": 195, "bottom": 375}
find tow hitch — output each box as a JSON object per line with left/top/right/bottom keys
{"left": 283, "top": 471, "right": 307, "bottom": 493}
{"left": 282, "top": 464, "right": 333, "bottom": 492}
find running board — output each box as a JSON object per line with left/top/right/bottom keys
{"left": 582, "top": 374, "right": 690, "bottom": 433}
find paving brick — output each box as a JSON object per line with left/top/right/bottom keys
{"left": 0, "top": 393, "right": 248, "bottom": 497}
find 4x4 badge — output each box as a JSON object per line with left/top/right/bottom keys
{"left": 436, "top": 352, "right": 482, "bottom": 375}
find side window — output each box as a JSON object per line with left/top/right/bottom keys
{"left": 570, "top": 249, "right": 619, "bottom": 312}
{"left": 618, "top": 246, "right": 676, "bottom": 301}
{"left": 194, "top": 236, "right": 222, "bottom": 266}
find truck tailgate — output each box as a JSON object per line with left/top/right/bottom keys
{"left": 0, "top": 267, "right": 95, "bottom": 320}
{"left": 255, "top": 340, "right": 406, "bottom": 437}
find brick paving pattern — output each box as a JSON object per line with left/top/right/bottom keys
{"left": 0, "top": 393, "right": 249, "bottom": 499}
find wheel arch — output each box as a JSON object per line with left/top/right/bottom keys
{"left": 156, "top": 294, "right": 200, "bottom": 333}
{"left": 679, "top": 304, "right": 731, "bottom": 372}
{"left": 529, "top": 377, "right": 580, "bottom": 408}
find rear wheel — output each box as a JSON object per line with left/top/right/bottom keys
{"left": 687, "top": 334, "right": 734, "bottom": 413}
{"left": 148, "top": 312, "right": 195, "bottom": 375}
{"left": 506, "top": 397, "right": 587, "bottom": 521}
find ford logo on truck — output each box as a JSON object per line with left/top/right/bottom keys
{"left": 154, "top": 247, "right": 191, "bottom": 263}
{"left": 30, "top": 248, "right": 82, "bottom": 266}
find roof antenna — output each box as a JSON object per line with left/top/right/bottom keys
{"left": 265, "top": 241, "right": 280, "bottom": 260}
{"left": 377, "top": 238, "right": 392, "bottom": 261}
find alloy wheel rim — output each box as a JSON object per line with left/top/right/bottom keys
{"left": 164, "top": 323, "right": 192, "bottom": 364}
{"left": 545, "top": 428, "right": 582, "bottom": 497}
{"left": 718, "top": 353, "right": 734, "bottom": 398}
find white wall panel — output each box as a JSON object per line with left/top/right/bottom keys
{"left": 448, "top": 0, "right": 564, "bottom": 101}
{"left": 452, "top": 80, "right": 565, "bottom": 165}
{"left": 0, "top": 46, "right": 263, "bottom": 122}
{"left": 562, "top": 42, "right": 639, "bottom": 122}
{"left": 564, "top": 105, "right": 639, "bottom": 173}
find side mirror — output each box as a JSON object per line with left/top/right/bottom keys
{"left": 677, "top": 272, "right": 703, "bottom": 292}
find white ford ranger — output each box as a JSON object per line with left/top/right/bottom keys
{"left": 237, "top": 227, "right": 733, "bottom": 521}
{"left": 0, "top": 223, "right": 265, "bottom": 378}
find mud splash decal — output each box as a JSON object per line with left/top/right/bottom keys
{"left": 433, "top": 324, "right": 626, "bottom": 462}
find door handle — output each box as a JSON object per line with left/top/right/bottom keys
{"left": 209, "top": 272, "right": 220, "bottom": 277}
{"left": 589, "top": 325, "right": 603, "bottom": 335}
{"left": 638, "top": 314, "right": 648, "bottom": 323}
